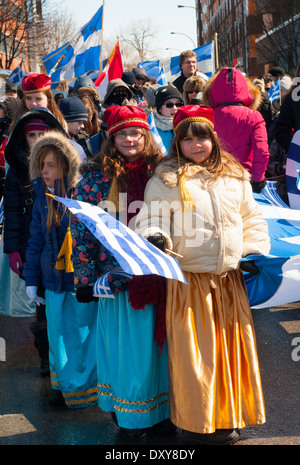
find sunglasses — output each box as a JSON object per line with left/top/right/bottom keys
{"left": 164, "top": 102, "right": 183, "bottom": 109}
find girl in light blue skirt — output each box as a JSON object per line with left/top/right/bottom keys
{"left": 23, "top": 130, "right": 98, "bottom": 407}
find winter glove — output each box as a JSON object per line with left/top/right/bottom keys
{"left": 239, "top": 260, "right": 259, "bottom": 275}
{"left": 26, "top": 286, "right": 46, "bottom": 306}
{"left": 147, "top": 234, "right": 167, "bottom": 252}
{"left": 76, "top": 286, "right": 99, "bottom": 303}
{"left": 9, "top": 251, "right": 23, "bottom": 275}
{"left": 251, "top": 178, "right": 266, "bottom": 193}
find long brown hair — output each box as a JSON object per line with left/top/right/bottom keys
{"left": 38, "top": 146, "right": 69, "bottom": 229}
{"left": 79, "top": 94, "right": 101, "bottom": 137}
{"left": 168, "top": 120, "right": 248, "bottom": 181}
{"left": 94, "top": 129, "right": 163, "bottom": 193}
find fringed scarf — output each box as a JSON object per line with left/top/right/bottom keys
{"left": 125, "top": 158, "right": 167, "bottom": 353}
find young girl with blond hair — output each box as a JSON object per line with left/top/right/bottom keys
{"left": 23, "top": 130, "right": 98, "bottom": 407}
{"left": 135, "top": 104, "right": 270, "bottom": 445}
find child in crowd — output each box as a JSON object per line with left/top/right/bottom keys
{"left": 135, "top": 105, "right": 270, "bottom": 445}
{"left": 23, "top": 130, "right": 98, "bottom": 407}
{"left": 71, "top": 105, "right": 174, "bottom": 437}
{"left": 3, "top": 108, "right": 68, "bottom": 373}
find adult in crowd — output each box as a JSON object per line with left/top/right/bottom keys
{"left": 172, "top": 50, "right": 198, "bottom": 94}
{"left": 203, "top": 67, "right": 270, "bottom": 193}
{"left": 182, "top": 75, "right": 207, "bottom": 106}
{"left": 275, "top": 62, "right": 300, "bottom": 152}
{"left": 73, "top": 75, "right": 101, "bottom": 113}
{"left": 153, "top": 85, "right": 183, "bottom": 153}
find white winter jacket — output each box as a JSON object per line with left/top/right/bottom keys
{"left": 135, "top": 158, "right": 270, "bottom": 275}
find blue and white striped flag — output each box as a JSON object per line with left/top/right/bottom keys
{"left": 286, "top": 130, "right": 300, "bottom": 209}
{"left": 268, "top": 78, "right": 281, "bottom": 103}
{"left": 42, "top": 6, "right": 103, "bottom": 85}
{"left": 244, "top": 181, "right": 300, "bottom": 309}
{"left": 138, "top": 41, "right": 215, "bottom": 82}
{"left": 8, "top": 61, "right": 26, "bottom": 86}
{"left": 148, "top": 111, "right": 168, "bottom": 156}
{"left": 157, "top": 66, "right": 168, "bottom": 85}
{"left": 54, "top": 196, "right": 187, "bottom": 288}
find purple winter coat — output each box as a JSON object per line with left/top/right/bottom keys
{"left": 203, "top": 67, "right": 269, "bottom": 182}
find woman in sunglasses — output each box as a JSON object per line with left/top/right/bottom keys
{"left": 153, "top": 85, "right": 184, "bottom": 154}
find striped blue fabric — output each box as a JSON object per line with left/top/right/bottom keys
{"left": 55, "top": 196, "right": 187, "bottom": 285}
{"left": 148, "top": 111, "right": 168, "bottom": 156}
{"left": 268, "top": 79, "right": 281, "bottom": 103}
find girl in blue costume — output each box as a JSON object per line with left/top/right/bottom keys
{"left": 71, "top": 105, "right": 174, "bottom": 438}
{"left": 23, "top": 130, "right": 98, "bottom": 407}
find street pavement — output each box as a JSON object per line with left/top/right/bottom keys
{"left": 0, "top": 301, "right": 299, "bottom": 448}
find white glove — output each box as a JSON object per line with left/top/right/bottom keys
{"left": 26, "top": 286, "right": 46, "bottom": 306}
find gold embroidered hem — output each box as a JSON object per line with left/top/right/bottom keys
{"left": 166, "top": 269, "right": 266, "bottom": 434}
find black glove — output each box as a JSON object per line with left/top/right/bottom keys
{"left": 240, "top": 260, "right": 259, "bottom": 275}
{"left": 147, "top": 234, "right": 167, "bottom": 252}
{"left": 251, "top": 178, "right": 266, "bottom": 193}
{"left": 76, "top": 286, "right": 99, "bottom": 303}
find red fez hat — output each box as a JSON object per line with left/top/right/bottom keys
{"left": 104, "top": 105, "right": 150, "bottom": 136}
{"left": 22, "top": 74, "right": 51, "bottom": 94}
{"left": 173, "top": 104, "right": 214, "bottom": 132}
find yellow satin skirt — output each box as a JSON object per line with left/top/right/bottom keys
{"left": 166, "top": 269, "right": 266, "bottom": 434}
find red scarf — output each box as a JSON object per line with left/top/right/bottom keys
{"left": 125, "top": 158, "right": 166, "bottom": 353}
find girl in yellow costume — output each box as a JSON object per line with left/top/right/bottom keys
{"left": 135, "top": 104, "right": 270, "bottom": 445}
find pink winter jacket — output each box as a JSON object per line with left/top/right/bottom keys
{"left": 203, "top": 67, "right": 269, "bottom": 182}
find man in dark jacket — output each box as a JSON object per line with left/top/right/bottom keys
{"left": 172, "top": 50, "right": 197, "bottom": 93}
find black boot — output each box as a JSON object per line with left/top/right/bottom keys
{"left": 30, "top": 303, "right": 50, "bottom": 376}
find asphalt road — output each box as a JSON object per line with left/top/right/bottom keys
{"left": 0, "top": 301, "right": 299, "bottom": 448}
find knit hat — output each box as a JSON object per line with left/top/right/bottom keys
{"left": 280, "top": 76, "right": 292, "bottom": 93}
{"left": 104, "top": 105, "right": 150, "bottom": 136}
{"left": 21, "top": 74, "right": 51, "bottom": 94}
{"left": 122, "top": 71, "right": 136, "bottom": 85}
{"left": 5, "top": 82, "right": 17, "bottom": 93}
{"left": 24, "top": 119, "right": 51, "bottom": 135}
{"left": 173, "top": 104, "right": 214, "bottom": 133}
{"left": 155, "top": 85, "right": 183, "bottom": 111}
{"left": 132, "top": 67, "right": 148, "bottom": 80}
{"left": 59, "top": 96, "right": 88, "bottom": 122}
{"left": 269, "top": 67, "right": 286, "bottom": 78}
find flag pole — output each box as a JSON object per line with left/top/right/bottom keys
{"left": 99, "top": 0, "right": 105, "bottom": 73}
{"left": 214, "top": 33, "right": 219, "bottom": 69}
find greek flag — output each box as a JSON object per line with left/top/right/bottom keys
{"left": 42, "top": 6, "right": 103, "bottom": 85}
{"left": 286, "top": 130, "right": 300, "bottom": 209}
{"left": 148, "top": 111, "right": 168, "bottom": 156}
{"left": 54, "top": 196, "right": 187, "bottom": 289}
{"left": 268, "top": 79, "right": 281, "bottom": 103}
{"left": 8, "top": 61, "right": 26, "bottom": 86}
{"left": 244, "top": 181, "right": 300, "bottom": 309}
{"left": 138, "top": 41, "right": 214, "bottom": 82}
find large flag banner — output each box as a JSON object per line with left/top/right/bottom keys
{"left": 268, "top": 78, "right": 281, "bottom": 103}
{"left": 286, "top": 130, "right": 300, "bottom": 209}
{"left": 54, "top": 196, "right": 187, "bottom": 286}
{"left": 244, "top": 181, "right": 300, "bottom": 309}
{"left": 94, "top": 42, "right": 123, "bottom": 100}
{"left": 42, "top": 6, "right": 103, "bottom": 85}
{"left": 138, "top": 41, "right": 215, "bottom": 82}
{"left": 8, "top": 61, "right": 26, "bottom": 86}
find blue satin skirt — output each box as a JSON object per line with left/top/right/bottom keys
{"left": 96, "top": 291, "right": 170, "bottom": 429}
{"left": 45, "top": 290, "right": 98, "bottom": 408}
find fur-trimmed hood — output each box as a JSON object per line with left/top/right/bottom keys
{"left": 203, "top": 67, "right": 262, "bottom": 110}
{"left": 29, "top": 130, "right": 81, "bottom": 189}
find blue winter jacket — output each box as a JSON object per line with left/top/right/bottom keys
{"left": 23, "top": 177, "right": 75, "bottom": 292}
